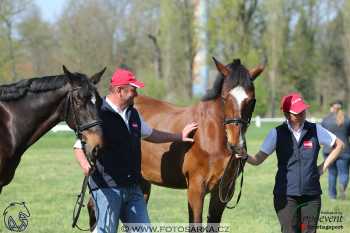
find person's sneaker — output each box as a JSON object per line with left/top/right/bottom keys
{"left": 339, "top": 185, "right": 346, "bottom": 200}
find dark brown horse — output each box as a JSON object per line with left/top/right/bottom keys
{"left": 136, "top": 58, "right": 264, "bottom": 225}
{"left": 0, "top": 66, "right": 106, "bottom": 193}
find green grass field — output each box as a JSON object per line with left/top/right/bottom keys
{"left": 0, "top": 123, "right": 349, "bottom": 233}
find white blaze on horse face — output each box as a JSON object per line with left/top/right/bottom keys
{"left": 229, "top": 86, "right": 248, "bottom": 147}
{"left": 229, "top": 86, "right": 248, "bottom": 110}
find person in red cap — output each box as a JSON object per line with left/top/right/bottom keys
{"left": 73, "top": 68, "right": 198, "bottom": 233}
{"left": 236, "top": 92, "right": 344, "bottom": 233}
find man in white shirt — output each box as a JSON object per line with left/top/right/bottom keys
{"left": 74, "top": 68, "right": 197, "bottom": 233}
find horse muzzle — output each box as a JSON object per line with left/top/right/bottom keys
{"left": 80, "top": 127, "right": 103, "bottom": 162}
{"left": 227, "top": 143, "right": 246, "bottom": 157}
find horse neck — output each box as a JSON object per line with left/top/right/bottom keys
{"left": 196, "top": 99, "right": 234, "bottom": 181}
{"left": 197, "top": 98, "right": 224, "bottom": 122}
{"left": 9, "top": 85, "right": 70, "bottom": 151}
{"left": 196, "top": 98, "right": 229, "bottom": 155}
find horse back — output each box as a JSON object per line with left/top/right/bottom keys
{"left": 134, "top": 96, "right": 197, "bottom": 188}
{"left": 135, "top": 95, "right": 200, "bottom": 135}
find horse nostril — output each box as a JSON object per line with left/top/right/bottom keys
{"left": 227, "top": 144, "right": 236, "bottom": 152}
{"left": 95, "top": 144, "right": 103, "bottom": 154}
{"left": 227, "top": 143, "right": 243, "bottom": 155}
{"left": 93, "top": 145, "right": 99, "bottom": 154}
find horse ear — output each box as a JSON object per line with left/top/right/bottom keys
{"left": 212, "top": 57, "right": 230, "bottom": 77}
{"left": 249, "top": 64, "right": 265, "bottom": 81}
{"left": 90, "top": 67, "right": 107, "bottom": 85}
{"left": 62, "top": 65, "right": 72, "bottom": 76}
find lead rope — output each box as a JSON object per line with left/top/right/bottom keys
{"left": 65, "top": 90, "right": 96, "bottom": 231}
{"left": 72, "top": 140, "right": 97, "bottom": 231}
{"left": 218, "top": 156, "right": 246, "bottom": 209}
{"left": 72, "top": 176, "right": 90, "bottom": 231}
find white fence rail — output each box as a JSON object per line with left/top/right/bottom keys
{"left": 51, "top": 124, "right": 73, "bottom": 132}
{"left": 51, "top": 116, "right": 323, "bottom": 132}
{"left": 252, "top": 116, "right": 321, "bottom": 128}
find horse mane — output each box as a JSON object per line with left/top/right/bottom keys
{"left": 201, "top": 59, "right": 253, "bottom": 101}
{"left": 0, "top": 75, "right": 69, "bottom": 101}
{"left": 200, "top": 75, "right": 224, "bottom": 101}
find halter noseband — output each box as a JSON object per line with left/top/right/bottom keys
{"left": 223, "top": 98, "right": 256, "bottom": 129}
{"left": 224, "top": 118, "right": 250, "bottom": 127}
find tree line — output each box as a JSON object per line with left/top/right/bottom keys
{"left": 0, "top": 0, "right": 349, "bottom": 116}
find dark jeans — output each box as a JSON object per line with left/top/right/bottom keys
{"left": 274, "top": 195, "right": 321, "bottom": 233}
{"left": 325, "top": 155, "right": 350, "bottom": 198}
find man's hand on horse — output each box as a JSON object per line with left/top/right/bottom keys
{"left": 182, "top": 122, "right": 198, "bottom": 142}
{"left": 81, "top": 160, "right": 92, "bottom": 176}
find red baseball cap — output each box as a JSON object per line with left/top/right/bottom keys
{"left": 280, "top": 92, "right": 309, "bottom": 114}
{"left": 110, "top": 68, "right": 144, "bottom": 88}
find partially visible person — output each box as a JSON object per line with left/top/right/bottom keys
{"left": 73, "top": 67, "right": 198, "bottom": 233}
{"left": 236, "top": 92, "right": 344, "bottom": 233}
{"left": 321, "top": 100, "right": 350, "bottom": 200}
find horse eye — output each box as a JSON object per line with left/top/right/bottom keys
{"left": 77, "top": 91, "right": 85, "bottom": 99}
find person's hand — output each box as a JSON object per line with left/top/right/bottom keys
{"left": 234, "top": 153, "right": 248, "bottom": 160}
{"left": 318, "top": 165, "right": 324, "bottom": 176}
{"left": 182, "top": 122, "right": 198, "bottom": 142}
{"left": 81, "top": 160, "right": 92, "bottom": 176}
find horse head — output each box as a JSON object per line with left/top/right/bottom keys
{"left": 62, "top": 66, "right": 106, "bottom": 164}
{"left": 212, "top": 57, "right": 264, "bottom": 155}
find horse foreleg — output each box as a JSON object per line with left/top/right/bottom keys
{"left": 139, "top": 178, "right": 152, "bottom": 203}
{"left": 187, "top": 179, "right": 205, "bottom": 223}
{"left": 0, "top": 156, "right": 19, "bottom": 191}
{"left": 207, "top": 188, "right": 226, "bottom": 230}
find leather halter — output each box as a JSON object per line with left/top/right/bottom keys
{"left": 64, "top": 87, "right": 102, "bottom": 166}
{"left": 219, "top": 98, "right": 256, "bottom": 208}
{"left": 66, "top": 87, "right": 102, "bottom": 231}
{"left": 65, "top": 88, "right": 102, "bottom": 137}
{"left": 223, "top": 98, "right": 256, "bottom": 129}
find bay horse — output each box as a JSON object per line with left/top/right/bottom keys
{"left": 0, "top": 66, "right": 106, "bottom": 193}
{"left": 136, "top": 57, "right": 264, "bottom": 225}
